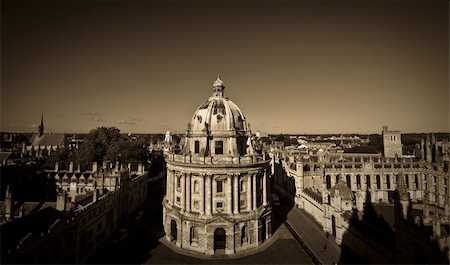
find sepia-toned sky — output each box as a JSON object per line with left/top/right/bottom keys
{"left": 1, "top": 0, "right": 448, "bottom": 134}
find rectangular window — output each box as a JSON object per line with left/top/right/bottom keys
{"left": 215, "top": 140, "right": 223, "bottom": 155}
{"left": 194, "top": 141, "right": 200, "bottom": 154}
{"left": 216, "top": 202, "right": 223, "bottom": 209}
{"left": 216, "top": 180, "right": 223, "bottom": 193}
{"left": 176, "top": 197, "right": 181, "bottom": 203}
{"left": 240, "top": 199, "right": 245, "bottom": 208}
{"left": 193, "top": 201, "right": 199, "bottom": 209}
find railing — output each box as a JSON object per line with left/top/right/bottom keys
{"left": 165, "top": 153, "right": 268, "bottom": 165}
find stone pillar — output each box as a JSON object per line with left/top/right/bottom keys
{"left": 206, "top": 175, "right": 212, "bottom": 215}
{"left": 247, "top": 174, "right": 252, "bottom": 211}
{"left": 172, "top": 171, "right": 176, "bottom": 205}
{"left": 233, "top": 174, "right": 239, "bottom": 214}
{"left": 252, "top": 173, "right": 257, "bottom": 210}
{"left": 186, "top": 173, "right": 191, "bottom": 212}
{"left": 167, "top": 170, "right": 172, "bottom": 204}
{"left": 263, "top": 170, "right": 267, "bottom": 206}
{"left": 181, "top": 173, "right": 186, "bottom": 212}
{"left": 226, "top": 175, "right": 233, "bottom": 214}
{"left": 201, "top": 174, "right": 205, "bottom": 214}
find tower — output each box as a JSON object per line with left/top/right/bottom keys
{"left": 38, "top": 112, "right": 44, "bottom": 137}
{"left": 382, "top": 125, "right": 402, "bottom": 158}
{"left": 163, "top": 77, "right": 272, "bottom": 255}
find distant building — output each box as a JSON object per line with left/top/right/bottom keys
{"left": 382, "top": 125, "right": 403, "bottom": 158}
{"left": 26, "top": 114, "right": 65, "bottom": 157}
{"left": 163, "top": 77, "right": 272, "bottom": 255}
{"left": 270, "top": 127, "right": 449, "bottom": 263}
{"left": 0, "top": 163, "right": 148, "bottom": 264}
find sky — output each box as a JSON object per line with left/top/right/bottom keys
{"left": 1, "top": 0, "right": 448, "bottom": 134}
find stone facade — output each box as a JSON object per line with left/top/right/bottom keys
{"left": 271, "top": 131, "right": 450, "bottom": 262}
{"left": 163, "top": 77, "right": 272, "bottom": 255}
{"left": 382, "top": 125, "right": 402, "bottom": 158}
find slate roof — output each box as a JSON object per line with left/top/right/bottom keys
{"left": 0, "top": 207, "right": 69, "bottom": 254}
{"left": 0, "top": 152, "right": 11, "bottom": 162}
{"left": 29, "top": 134, "right": 65, "bottom": 147}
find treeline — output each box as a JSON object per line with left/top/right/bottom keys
{"left": 42, "top": 127, "right": 165, "bottom": 174}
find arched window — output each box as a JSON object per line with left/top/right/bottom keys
{"left": 241, "top": 226, "right": 247, "bottom": 245}
{"left": 177, "top": 176, "right": 181, "bottom": 189}
{"left": 346, "top": 175, "right": 351, "bottom": 189}
{"left": 414, "top": 174, "right": 419, "bottom": 189}
{"left": 405, "top": 174, "right": 410, "bottom": 189}
{"left": 190, "top": 226, "right": 198, "bottom": 245}
{"left": 194, "top": 141, "right": 200, "bottom": 154}
{"left": 335, "top": 175, "right": 340, "bottom": 184}
{"left": 326, "top": 175, "right": 331, "bottom": 189}
{"left": 215, "top": 141, "right": 223, "bottom": 155}
{"left": 376, "top": 175, "right": 381, "bottom": 189}
{"left": 366, "top": 175, "right": 371, "bottom": 190}
{"left": 240, "top": 179, "right": 245, "bottom": 192}
{"left": 386, "top": 175, "right": 391, "bottom": 189}
{"left": 194, "top": 180, "right": 199, "bottom": 193}
{"left": 356, "top": 175, "right": 361, "bottom": 189}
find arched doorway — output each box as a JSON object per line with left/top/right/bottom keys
{"left": 170, "top": 220, "right": 177, "bottom": 242}
{"left": 331, "top": 216, "right": 336, "bottom": 237}
{"left": 214, "top": 228, "right": 226, "bottom": 253}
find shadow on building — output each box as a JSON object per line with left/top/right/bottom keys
{"left": 339, "top": 189, "right": 449, "bottom": 264}
{"left": 270, "top": 154, "right": 296, "bottom": 236}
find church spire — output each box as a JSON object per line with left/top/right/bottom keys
{"left": 38, "top": 112, "right": 44, "bottom": 136}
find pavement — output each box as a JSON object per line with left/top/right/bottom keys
{"left": 144, "top": 223, "right": 314, "bottom": 264}
{"left": 88, "top": 175, "right": 314, "bottom": 264}
{"left": 283, "top": 206, "right": 341, "bottom": 265}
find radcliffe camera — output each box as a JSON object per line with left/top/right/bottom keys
{"left": 1, "top": 0, "right": 449, "bottom": 264}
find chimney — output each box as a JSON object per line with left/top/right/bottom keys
{"left": 69, "top": 162, "right": 73, "bottom": 172}
{"left": 56, "top": 189, "right": 67, "bottom": 211}
{"left": 93, "top": 186, "right": 98, "bottom": 203}
{"left": 420, "top": 138, "right": 425, "bottom": 161}
{"left": 5, "top": 185, "right": 13, "bottom": 221}
{"left": 92, "top": 162, "right": 98, "bottom": 173}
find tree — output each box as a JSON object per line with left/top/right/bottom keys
{"left": 75, "top": 127, "right": 120, "bottom": 169}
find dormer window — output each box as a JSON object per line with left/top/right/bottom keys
{"left": 215, "top": 141, "right": 223, "bottom": 155}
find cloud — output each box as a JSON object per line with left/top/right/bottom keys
{"left": 94, "top": 117, "right": 104, "bottom": 122}
{"left": 80, "top": 111, "right": 101, "bottom": 116}
{"left": 117, "top": 120, "right": 136, "bottom": 125}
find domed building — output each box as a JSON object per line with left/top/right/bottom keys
{"left": 163, "top": 77, "right": 272, "bottom": 255}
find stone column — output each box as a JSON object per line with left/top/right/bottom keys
{"left": 233, "top": 174, "right": 239, "bottom": 214}
{"left": 206, "top": 174, "right": 212, "bottom": 215}
{"left": 247, "top": 174, "right": 252, "bottom": 211}
{"left": 226, "top": 175, "right": 233, "bottom": 214}
{"left": 186, "top": 173, "right": 191, "bottom": 212}
{"left": 252, "top": 173, "right": 257, "bottom": 210}
{"left": 172, "top": 170, "right": 176, "bottom": 205}
{"left": 181, "top": 173, "right": 186, "bottom": 212}
{"left": 263, "top": 170, "right": 267, "bottom": 206}
{"left": 201, "top": 174, "right": 205, "bottom": 214}
{"left": 166, "top": 169, "right": 172, "bottom": 203}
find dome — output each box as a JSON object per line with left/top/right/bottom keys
{"left": 189, "top": 77, "right": 249, "bottom": 134}
{"left": 330, "top": 178, "right": 354, "bottom": 201}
